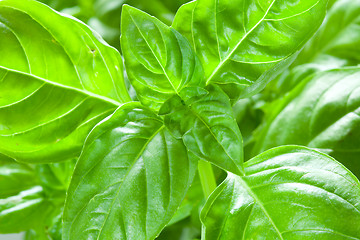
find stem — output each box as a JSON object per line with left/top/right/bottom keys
{"left": 198, "top": 160, "right": 217, "bottom": 198}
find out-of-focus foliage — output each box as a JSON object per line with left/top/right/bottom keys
{"left": 37, "top": 0, "right": 189, "bottom": 49}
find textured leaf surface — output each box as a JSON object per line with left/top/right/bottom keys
{"left": 201, "top": 146, "right": 360, "bottom": 239}
{"left": 160, "top": 84, "right": 243, "bottom": 175}
{"left": 190, "top": 0, "right": 327, "bottom": 99}
{"left": 121, "top": 5, "right": 203, "bottom": 111}
{"left": 253, "top": 68, "right": 360, "bottom": 176}
{"left": 0, "top": 0, "right": 130, "bottom": 163}
{"left": 63, "top": 102, "right": 197, "bottom": 240}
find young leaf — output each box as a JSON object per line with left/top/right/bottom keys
{"left": 190, "top": 0, "right": 328, "bottom": 99}
{"left": 171, "top": 0, "right": 196, "bottom": 47}
{"left": 201, "top": 146, "right": 360, "bottom": 239}
{"left": 63, "top": 102, "right": 197, "bottom": 240}
{"left": 0, "top": 0, "right": 130, "bottom": 163}
{"left": 159, "top": 84, "right": 244, "bottom": 175}
{"left": 253, "top": 68, "right": 360, "bottom": 176}
{"left": 121, "top": 5, "right": 204, "bottom": 111}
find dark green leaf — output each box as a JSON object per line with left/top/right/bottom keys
{"left": 160, "top": 84, "right": 244, "bottom": 175}
{"left": 63, "top": 102, "right": 197, "bottom": 240}
{"left": 0, "top": 0, "right": 130, "bottom": 163}
{"left": 201, "top": 146, "right": 360, "bottom": 239}
{"left": 121, "top": 5, "right": 204, "bottom": 111}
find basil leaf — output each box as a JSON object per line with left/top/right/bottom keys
{"left": 201, "top": 146, "right": 360, "bottom": 239}
{"left": 253, "top": 68, "right": 360, "bottom": 176}
{"left": 36, "top": 159, "right": 76, "bottom": 192}
{"left": 0, "top": 154, "right": 68, "bottom": 235}
{"left": 172, "top": 0, "right": 196, "bottom": 47}
{"left": 121, "top": 5, "right": 204, "bottom": 111}
{"left": 63, "top": 102, "right": 197, "bottom": 240}
{"left": 0, "top": 186, "right": 54, "bottom": 233}
{"left": 160, "top": 84, "right": 244, "bottom": 175}
{"left": 0, "top": 0, "right": 130, "bottom": 163}
{"left": 0, "top": 154, "right": 38, "bottom": 198}
{"left": 297, "top": 0, "right": 360, "bottom": 66}
{"left": 190, "top": 0, "right": 327, "bottom": 99}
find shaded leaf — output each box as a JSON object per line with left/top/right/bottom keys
{"left": 253, "top": 68, "right": 360, "bottom": 177}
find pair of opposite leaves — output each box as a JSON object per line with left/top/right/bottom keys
{"left": 1, "top": 0, "right": 360, "bottom": 239}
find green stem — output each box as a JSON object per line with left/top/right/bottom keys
{"left": 198, "top": 160, "right": 217, "bottom": 198}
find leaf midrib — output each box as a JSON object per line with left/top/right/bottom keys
{"left": 0, "top": 65, "right": 121, "bottom": 107}
{"left": 127, "top": 8, "right": 179, "bottom": 95}
{"left": 205, "top": 0, "right": 277, "bottom": 84}
{"left": 237, "top": 176, "right": 284, "bottom": 240}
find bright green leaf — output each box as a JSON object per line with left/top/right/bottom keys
{"left": 0, "top": 0, "right": 130, "bottom": 163}
{"left": 63, "top": 102, "right": 197, "bottom": 240}
{"left": 0, "top": 186, "right": 54, "bottom": 233}
{"left": 191, "top": 0, "right": 328, "bottom": 99}
{"left": 201, "top": 146, "right": 360, "bottom": 239}
{"left": 160, "top": 84, "right": 244, "bottom": 175}
{"left": 172, "top": 0, "right": 196, "bottom": 47}
{"left": 121, "top": 5, "right": 204, "bottom": 111}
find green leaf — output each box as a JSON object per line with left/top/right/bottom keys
{"left": 159, "top": 84, "right": 244, "bottom": 175}
{"left": 0, "top": 186, "right": 54, "bottom": 233}
{"left": 121, "top": 5, "right": 204, "bottom": 111}
{"left": 190, "top": 0, "right": 328, "bottom": 99}
{"left": 296, "top": 0, "right": 360, "bottom": 66}
{"left": 172, "top": 0, "right": 196, "bottom": 47}
{"left": 0, "top": 154, "right": 38, "bottom": 198}
{"left": 201, "top": 146, "right": 360, "bottom": 239}
{"left": 253, "top": 68, "right": 360, "bottom": 177}
{"left": 0, "top": 0, "right": 130, "bottom": 163}
{"left": 36, "top": 159, "right": 76, "bottom": 192}
{"left": 0, "top": 154, "right": 67, "bottom": 235}
{"left": 63, "top": 102, "right": 197, "bottom": 240}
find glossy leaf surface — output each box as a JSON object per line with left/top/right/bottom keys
{"left": 253, "top": 68, "right": 360, "bottom": 176}
{"left": 191, "top": 0, "right": 327, "bottom": 99}
{"left": 121, "top": 5, "right": 203, "bottom": 111}
{"left": 172, "top": 0, "right": 196, "bottom": 47}
{"left": 160, "top": 84, "right": 243, "bottom": 175}
{"left": 201, "top": 146, "right": 360, "bottom": 239}
{"left": 63, "top": 102, "right": 197, "bottom": 240}
{"left": 0, "top": 0, "right": 130, "bottom": 163}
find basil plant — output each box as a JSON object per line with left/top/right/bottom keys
{"left": 1, "top": 0, "right": 360, "bottom": 239}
